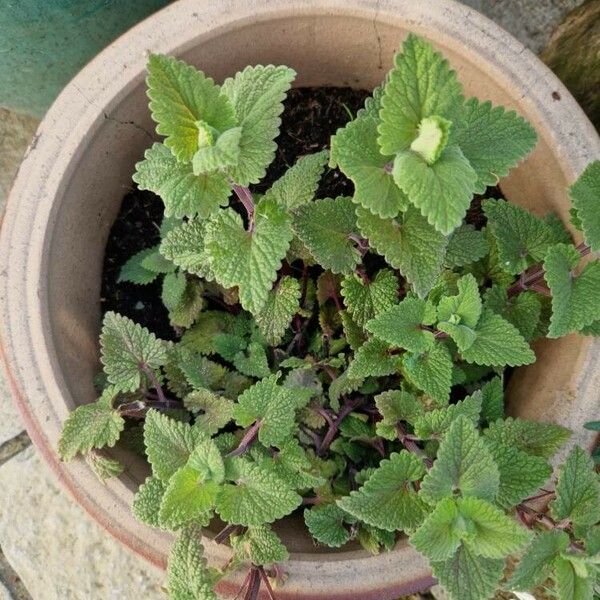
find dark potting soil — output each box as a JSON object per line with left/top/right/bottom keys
{"left": 101, "top": 86, "right": 498, "bottom": 340}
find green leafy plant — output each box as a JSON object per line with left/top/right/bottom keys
{"left": 59, "top": 35, "right": 600, "bottom": 600}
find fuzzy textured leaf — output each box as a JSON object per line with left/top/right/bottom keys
{"left": 255, "top": 276, "right": 301, "bottom": 344}
{"left": 304, "top": 504, "right": 355, "bottom": 548}
{"left": 569, "top": 160, "right": 600, "bottom": 252}
{"left": 402, "top": 343, "right": 453, "bottom": 405}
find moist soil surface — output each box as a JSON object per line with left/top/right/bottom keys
{"left": 101, "top": 86, "right": 498, "bottom": 340}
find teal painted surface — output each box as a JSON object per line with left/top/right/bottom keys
{"left": 0, "top": 0, "right": 170, "bottom": 116}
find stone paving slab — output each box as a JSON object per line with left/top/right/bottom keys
{"left": 0, "top": 448, "right": 165, "bottom": 600}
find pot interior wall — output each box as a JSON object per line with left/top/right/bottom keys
{"left": 45, "top": 12, "right": 588, "bottom": 554}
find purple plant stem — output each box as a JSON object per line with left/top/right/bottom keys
{"left": 258, "top": 567, "right": 277, "bottom": 600}
{"left": 118, "top": 398, "right": 182, "bottom": 418}
{"left": 226, "top": 420, "right": 262, "bottom": 458}
{"left": 214, "top": 524, "right": 241, "bottom": 545}
{"left": 244, "top": 568, "right": 261, "bottom": 600}
{"left": 232, "top": 184, "right": 255, "bottom": 232}
{"left": 319, "top": 397, "right": 364, "bottom": 455}
{"left": 397, "top": 423, "right": 433, "bottom": 468}
{"left": 140, "top": 363, "right": 168, "bottom": 405}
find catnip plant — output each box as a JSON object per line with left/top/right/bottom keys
{"left": 59, "top": 35, "right": 600, "bottom": 600}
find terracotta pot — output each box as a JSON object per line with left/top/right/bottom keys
{"left": 1, "top": 1, "right": 598, "bottom": 598}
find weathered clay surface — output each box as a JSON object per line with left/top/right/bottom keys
{"left": 0, "top": 448, "right": 165, "bottom": 600}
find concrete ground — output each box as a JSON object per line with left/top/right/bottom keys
{"left": 0, "top": 1, "right": 590, "bottom": 598}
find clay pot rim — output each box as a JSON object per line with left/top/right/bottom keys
{"left": 1, "top": 1, "right": 599, "bottom": 599}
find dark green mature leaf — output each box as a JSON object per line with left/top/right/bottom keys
{"left": 346, "top": 338, "right": 402, "bottom": 379}
{"left": 304, "top": 504, "right": 356, "bottom": 548}
{"left": 291, "top": 196, "right": 361, "bottom": 274}
{"left": 230, "top": 525, "right": 289, "bottom": 566}
{"left": 445, "top": 224, "right": 489, "bottom": 267}
{"left": 569, "top": 160, "right": 600, "bottom": 252}
{"left": 119, "top": 247, "right": 160, "bottom": 285}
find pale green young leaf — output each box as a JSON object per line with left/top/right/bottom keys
{"left": 374, "top": 390, "right": 424, "bottom": 440}
{"left": 184, "top": 390, "right": 234, "bottom": 435}
{"left": 304, "top": 504, "right": 355, "bottom": 548}
{"left": 402, "top": 343, "right": 453, "bottom": 405}
{"left": 160, "top": 218, "right": 214, "bottom": 280}
{"left": 187, "top": 437, "right": 225, "bottom": 483}
{"left": 459, "top": 309, "right": 535, "bottom": 367}
{"left": 222, "top": 65, "right": 296, "bottom": 185}
{"left": 483, "top": 199, "right": 556, "bottom": 274}
{"left": 144, "top": 409, "right": 205, "bottom": 481}
{"left": 159, "top": 465, "right": 217, "bottom": 529}
{"left": 445, "top": 224, "right": 489, "bottom": 267}
{"left": 378, "top": 34, "right": 463, "bottom": 155}
{"left": 263, "top": 150, "right": 328, "bottom": 211}
{"left": 508, "top": 530, "right": 570, "bottom": 591}
{"left": 255, "top": 276, "right": 300, "bottom": 345}
{"left": 366, "top": 297, "right": 435, "bottom": 353}
{"left": 550, "top": 446, "right": 600, "bottom": 526}
{"left": 484, "top": 417, "right": 571, "bottom": 459}
{"left": 569, "top": 160, "right": 600, "bottom": 252}
{"left": 100, "top": 312, "right": 167, "bottom": 392}
{"left": 485, "top": 440, "right": 552, "bottom": 508}
{"left": 230, "top": 525, "right": 289, "bottom": 566}
{"left": 205, "top": 197, "right": 293, "bottom": 315}
{"left": 346, "top": 338, "right": 402, "bottom": 379}
{"left": 141, "top": 249, "right": 176, "bottom": 274}
{"left": 147, "top": 54, "right": 235, "bottom": 163}
{"left": 191, "top": 126, "right": 242, "bottom": 175}
{"left": 341, "top": 269, "right": 399, "bottom": 328}
{"left": 58, "top": 398, "right": 125, "bottom": 460}
{"left": 431, "top": 544, "right": 504, "bottom": 600}
{"left": 544, "top": 243, "right": 600, "bottom": 337}
{"left": 554, "top": 556, "right": 594, "bottom": 600}
{"left": 132, "top": 476, "right": 167, "bottom": 529}
{"left": 450, "top": 97, "right": 537, "bottom": 193}
{"left": 392, "top": 145, "right": 478, "bottom": 235}
{"left": 337, "top": 451, "right": 428, "bottom": 531}
{"left": 291, "top": 196, "right": 361, "bottom": 274}
{"left": 133, "top": 143, "right": 231, "bottom": 218}
{"left": 330, "top": 111, "right": 407, "bottom": 218}
{"left": 356, "top": 205, "right": 448, "bottom": 298}
{"left": 420, "top": 416, "right": 499, "bottom": 504}
{"left": 437, "top": 274, "right": 482, "bottom": 328}
{"left": 233, "top": 375, "right": 298, "bottom": 448}
{"left": 118, "top": 247, "right": 160, "bottom": 284}
{"left": 216, "top": 459, "right": 301, "bottom": 526}
{"left": 167, "top": 524, "right": 217, "bottom": 600}
{"left": 413, "top": 393, "right": 482, "bottom": 439}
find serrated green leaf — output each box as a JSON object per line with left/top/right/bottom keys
{"left": 133, "top": 143, "right": 231, "bottom": 218}
{"left": 85, "top": 452, "right": 124, "bottom": 483}
{"left": 479, "top": 376, "right": 504, "bottom": 423}
{"left": 331, "top": 111, "right": 407, "bottom": 218}
{"left": 483, "top": 199, "right": 556, "bottom": 274}
{"left": 459, "top": 309, "right": 535, "bottom": 367}
{"left": 141, "top": 249, "right": 176, "bottom": 274}
{"left": 431, "top": 544, "right": 504, "bottom": 600}
{"left": 346, "top": 337, "right": 402, "bottom": 379}
{"left": 554, "top": 556, "right": 594, "bottom": 600}
{"left": 167, "top": 524, "right": 217, "bottom": 600}
{"left": 569, "top": 160, "right": 600, "bottom": 252}
{"left": 205, "top": 197, "right": 293, "bottom": 315}
{"left": 264, "top": 150, "right": 328, "bottom": 210}
{"left": 544, "top": 243, "right": 600, "bottom": 337}
{"left": 374, "top": 390, "right": 424, "bottom": 440}
{"left": 420, "top": 416, "right": 499, "bottom": 503}
{"left": 191, "top": 126, "right": 242, "bottom": 175}
{"left": 160, "top": 218, "right": 214, "bottom": 280}
{"left": 147, "top": 54, "right": 235, "bottom": 164}
{"left": 222, "top": 65, "right": 296, "bottom": 186}
{"left": 508, "top": 530, "right": 570, "bottom": 591}
{"left": 133, "top": 475, "right": 167, "bottom": 529}
{"left": 304, "top": 504, "right": 355, "bottom": 548}
{"left": 450, "top": 97, "right": 537, "bottom": 193}
{"left": 100, "top": 312, "right": 167, "bottom": 392}
{"left": 291, "top": 196, "right": 360, "bottom": 274}
{"left": 162, "top": 273, "right": 204, "bottom": 328}
{"left": 413, "top": 393, "right": 482, "bottom": 439}
{"left": 378, "top": 34, "right": 463, "bottom": 155}
{"left": 484, "top": 416, "right": 571, "bottom": 461}
{"left": 180, "top": 311, "right": 239, "bottom": 356}
{"left": 231, "top": 525, "right": 289, "bottom": 566}
{"left": 402, "top": 343, "right": 453, "bottom": 405}
{"left": 144, "top": 409, "right": 205, "bottom": 480}
{"left": 340, "top": 310, "right": 368, "bottom": 351}
{"left": 483, "top": 286, "right": 541, "bottom": 341}
{"left": 550, "top": 446, "right": 600, "bottom": 526}
{"left": 184, "top": 390, "right": 234, "bottom": 435}
{"left": 59, "top": 398, "right": 125, "bottom": 460}
{"left": 445, "top": 224, "right": 489, "bottom": 267}
{"left": 356, "top": 205, "right": 448, "bottom": 297}
{"left": 233, "top": 341, "right": 271, "bottom": 379}
{"left": 118, "top": 247, "right": 160, "bottom": 284}
{"left": 392, "top": 145, "right": 478, "bottom": 235}
{"left": 216, "top": 459, "right": 301, "bottom": 526}
{"left": 255, "top": 276, "right": 300, "bottom": 345}
{"left": 338, "top": 451, "right": 428, "bottom": 531}
{"left": 233, "top": 375, "right": 298, "bottom": 448}
{"left": 366, "top": 297, "right": 435, "bottom": 353}
{"left": 341, "top": 269, "right": 399, "bottom": 328}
